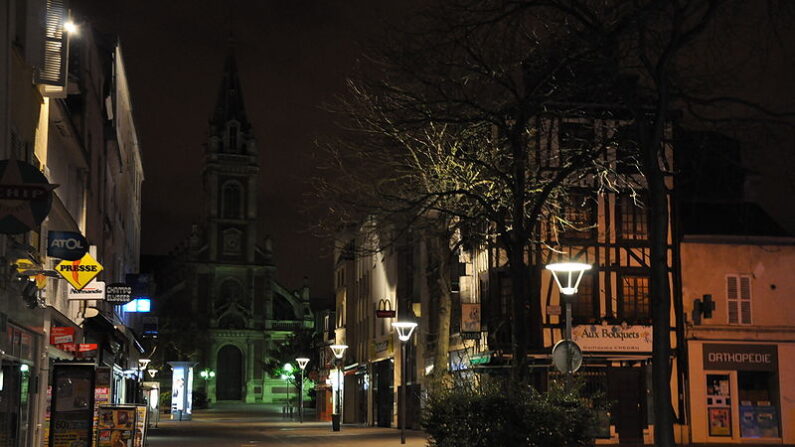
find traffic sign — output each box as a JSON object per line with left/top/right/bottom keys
{"left": 551, "top": 340, "right": 583, "bottom": 374}
{"left": 56, "top": 252, "right": 103, "bottom": 290}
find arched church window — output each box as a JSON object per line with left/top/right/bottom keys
{"left": 228, "top": 123, "right": 239, "bottom": 153}
{"left": 221, "top": 181, "right": 243, "bottom": 219}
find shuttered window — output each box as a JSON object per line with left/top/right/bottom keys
{"left": 39, "top": 0, "right": 68, "bottom": 86}
{"left": 727, "top": 275, "right": 752, "bottom": 325}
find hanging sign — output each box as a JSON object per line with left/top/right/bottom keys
{"left": 106, "top": 283, "right": 133, "bottom": 304}
{"left": 68, "top": 280, "right": 105, "bottom": 300}
{"left": 48, "top": 231, "right": 89, "bottom": 260}
{"left": 375, "top": 299, "right": 396, "bottom": 318}
{"left": 56, "top": 252, "right": 103, "bottom": 290}
{"left": 0, "top": 158, "right": 58, "bottom": 234}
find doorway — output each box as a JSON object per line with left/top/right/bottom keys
{"left": 608, "top": 367, "right": 645, "bottom": 443}
{"left": 217, "top": 345, "right": 244, "bottom": 400}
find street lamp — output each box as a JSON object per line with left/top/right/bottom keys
{"left": 282, "top": 363, "right": 295, "bottom": 418}
{"left": 137, "top": 358, "right": 151, "bottom": 403}
{"left": 199, "top": 369, "right": 215, "bottom": 400}
{"left": 147, "top": 368, "right": 158, "bottom": 379}
{"left": 546, "top": 262, "right": 590, "bottom": 382}
{"left": 329, "top": 344, "right": 347, "bottom": 432}
{"left": 296, "top": 357, "right": 309, "bottom": 423}
{"left": 392, "top": 321, "right": 417, "bottom": 444}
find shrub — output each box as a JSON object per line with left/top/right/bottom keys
{"left": 422, "top": 379, "right": 600, "bottom": 447}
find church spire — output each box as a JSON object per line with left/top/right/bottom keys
{"left": 212, "top": 44, "right": 250, "bottom": 132}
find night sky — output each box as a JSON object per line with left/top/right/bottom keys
{"left": 72, "top": 2, "right": 795, "bottom": 309}
{"left": 73, "top": 0, "right": 416, "bottom": 306}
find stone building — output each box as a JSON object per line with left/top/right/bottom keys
{"left": 157, "top": 48, "right": 313, "bottom": 403}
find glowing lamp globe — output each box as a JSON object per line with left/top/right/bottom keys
{"left": 391, "top": 321, "right": 418, "bottom": 342}
{"left": 546, "top": 262, "right": 591, "bottom": 295}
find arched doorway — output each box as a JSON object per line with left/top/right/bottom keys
{"left": 216, "top": 345, "right": 243, "bottom": 401}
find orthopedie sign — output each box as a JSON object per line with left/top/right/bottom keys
{"left": 106, "top": 283, "right": 133, "bottom": 304}
{"left": 47, "top": 231, "right": 88, "bottom": 260}
{"left": 703, "top": 344, "right": 778, "bottom": 372}
{"left": 376, "top": 299, "right": 396, "bottom": 318}
{"left": 68, "top": 280, "right": 105, "bottom": 301}
{"left": 572, "top": 324, "right": 652, "bottom": 352}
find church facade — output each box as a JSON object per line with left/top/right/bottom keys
{"left": 158, "top": 49, "right": 313, "bottom": 403}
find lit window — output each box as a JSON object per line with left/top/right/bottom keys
{"left": 619, "top": 275, "right": 649, "bottom": 321}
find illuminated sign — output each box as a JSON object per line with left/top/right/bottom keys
{"left": 122, "top": 298, "right": 151, "bottom": 313}
{"left": 55, "top": 252, "right": 103, "bottom": 290}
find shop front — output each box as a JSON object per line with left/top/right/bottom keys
{"left": 0, "top": 322, "right": 38, "bottom": 447}
{"left": 689, "top": 341, "right": 791, "bottom": 443}
{"left": 369, "top": 335, "right": 394, "bottom": 427}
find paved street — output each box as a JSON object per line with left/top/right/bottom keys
{"left": 146, "top": 403, "right": 427, "bottom": 447}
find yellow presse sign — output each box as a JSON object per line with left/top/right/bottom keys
{"left": 55, "top": 252, "right": 103, "bottom": 290}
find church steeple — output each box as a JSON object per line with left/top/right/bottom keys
{"left": 203, "top": 44, "right": 260, "bottom": 263}
{"left": 212, "top": 45, "right": 250, "bottom": 133}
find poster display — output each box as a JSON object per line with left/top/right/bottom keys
{"left": 168, "top": 361, "right": 196, "bottom": 420}
{"left": 49, "top": 363, "right": 95, "bottom": 447}
{"left": 96, "top": 406, "right": 136, "bottom": 447}
{"left": 706, "top": 374, "right": 732, "bottom": 437}
{"left": 134, "top": 405, "right": 148, "bottom": 446}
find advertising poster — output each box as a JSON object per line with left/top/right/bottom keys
{"left": 134, "top": 405, "right": 148, "bottom": 447}
{"left": 96, "top": 406, "right": 136, "bottom": 447}
{"left": 709, "top": 407, "right": 732, "bottom": 437}
{"left": 461, "top": 303, "right": 481, "bottom": 332}
{"left": 50, "top": 363, "right": 95, "bottom": 447}
{"left": 93, "top": 367, "right": 111, "bottom": 444}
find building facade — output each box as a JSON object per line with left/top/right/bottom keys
{"left": 0, "top": 2, "right": 145, "bottom": 446}
{"left": 156, "top": 49, "right": 313, "bottom": 404}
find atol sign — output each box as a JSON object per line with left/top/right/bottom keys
{"left": 47, "top": 231, "right": 88, "bottom": 260}
{"left": 68, "top": 280, "right": 105, "bottom": 301}
{"left": 56, "top": 252, "right": 103, "bottom": 290}
{"left": 50, "top": 327, "right": 75, "bottom": 345}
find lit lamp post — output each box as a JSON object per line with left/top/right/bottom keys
{"left": 199, "top": 369, "right": 215, "bottom": 398}
{"left": 392, "top": 321, "right": 417, "bottom": 445}
{"left": 281, "top": 363, "right": 295, "bottom": 418}
{"left": 546, "top": 262, "right": 590, "bottom": 383}
{"left": 296, "top": 357, "right": 309, "bottom": 423}
{"left": 329, "top": 344, "right": 348, "bottom": 432}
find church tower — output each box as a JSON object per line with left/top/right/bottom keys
{"left": 204, "top": 49, "right": 262, "bottom": 264}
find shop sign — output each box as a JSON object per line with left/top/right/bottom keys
{"left": 376, "top": 299, "right": 396, "bottom": 318}
{"left": 572, "top": 325, "right": 652, "bottom": 352}
{"left": 369, "top": 335, "right": 394, "bottom": 360}
{"left": 51, "top": 327, "right": 75, "bottom": 345}
{"left": 461, "top": 303, "right": 481, "bottom": 332}
{"left": 0, "top": 158, "right": 57, "bottom": 234}
{"left": 56, "top": 252, "right": 103, "bottom": 290}
{"left": 106, "top": 283, "right": 133, "bottom": 304}
{"left": 703, "top": 344, "right": 777, "bottom": 372}
{"left": 68, "top": 280, "right": 105, "bottom": 300}
{"left": 78, "top": 343, "right": 98, "bottom": 352}
{"left": 47, "top": 231, "right": 89, "bottom": 260}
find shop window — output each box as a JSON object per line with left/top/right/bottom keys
{"left": 738, "top": 371, "right": 780, "bottom": 438}
{"left": 727, "top": 275, "right": 752, "bottom": 325}
{"left": 618, "top": 275, "right": 650, "bottom": 321}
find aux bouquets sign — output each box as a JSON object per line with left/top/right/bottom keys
{"left": 572, "top": 324, "right": 652, "bottom": 352}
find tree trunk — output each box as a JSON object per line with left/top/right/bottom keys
{"left": 506, "top": 234, "right": 529, "bottom": 382}
{"left": 642, "top": 123, "right": 676, "bottom": 447}
{"left": 426, "top": 225, "right": 452, "bottom": 386}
